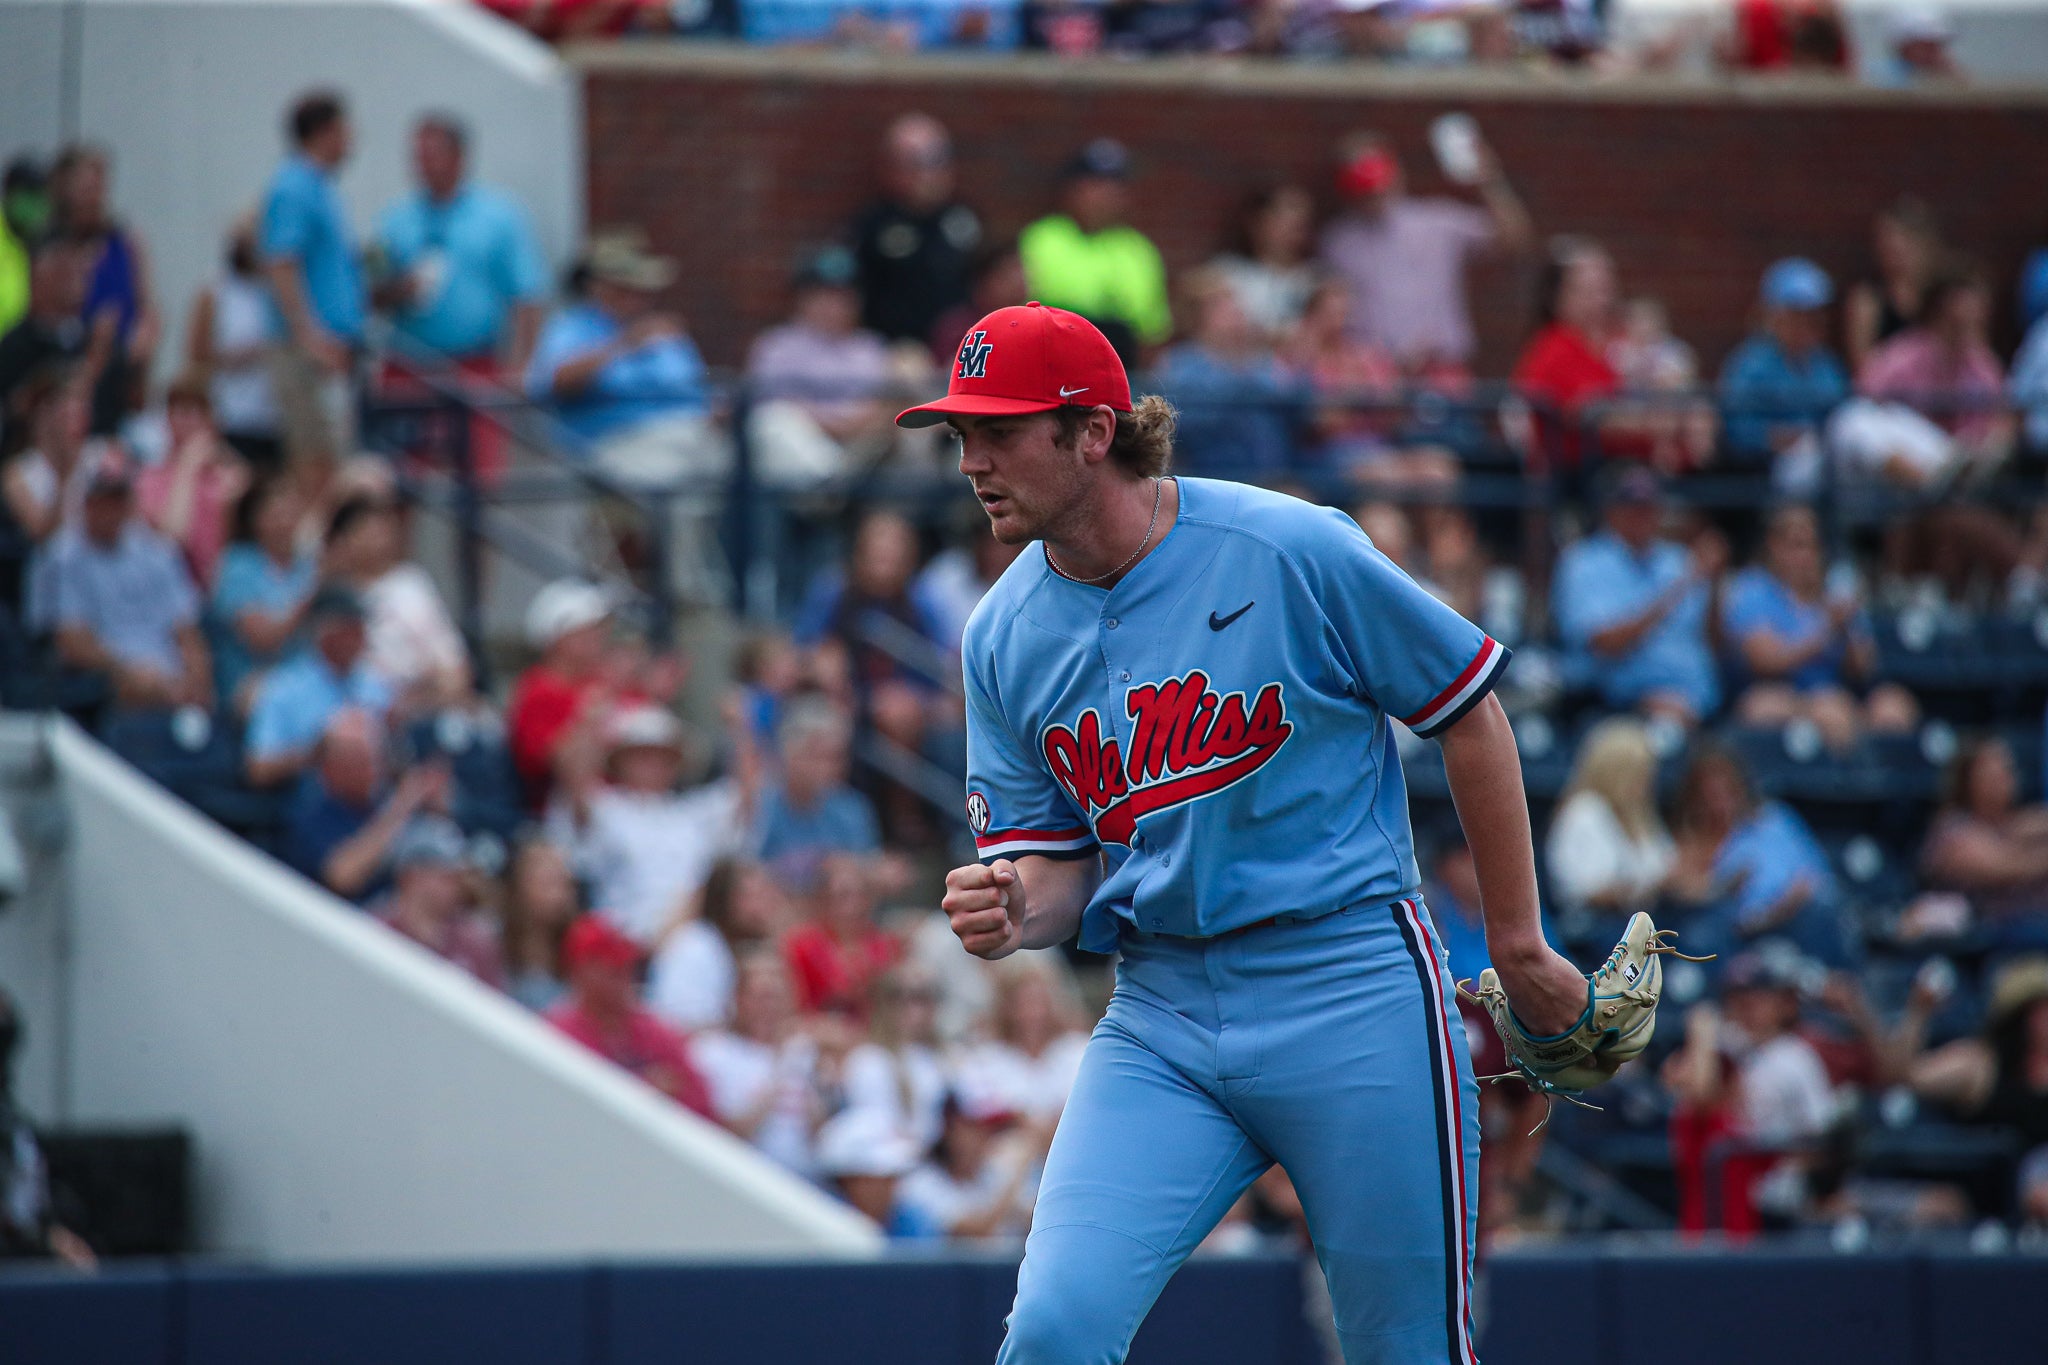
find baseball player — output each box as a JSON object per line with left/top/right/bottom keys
{"left": 902, "top": 303, "right": 1647, "bottom": 1365}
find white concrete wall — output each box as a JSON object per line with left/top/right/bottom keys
{"left": 0, "top": 0, "right": 582, "bottom": 385}
{"left": 0, "top": 716, "right": 73, "bottom": 1125}
{"left": 8, "top": 717, "right": 878, "bottom": 1262}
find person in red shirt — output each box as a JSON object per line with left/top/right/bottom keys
{"left": 505, "top": 577, "right": 681, "bottom": 808}
{"left": 1725, "top": 0, "right": 1851, "bottom": 71}
{"left": 1512, "top": 237, "right": 1713, "bottom": 475}
{"left": 784, "top": 852, "right": 899, "bottom": 1019}
{"left": 1513, "top": 237, "right": 1623, "bottom": 472}
{"left": 547, "top": 913, "right": 716, "bottom": 1120}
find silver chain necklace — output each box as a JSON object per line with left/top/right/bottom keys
{"left": 1047, "top": 477, "right": 1164, "bottom": 586}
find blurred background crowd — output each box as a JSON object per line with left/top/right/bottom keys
{"left": 469, "top": 0, "right": 1979, "bottom": 86}
{"left": 5, "top": 65, "right": 2048, "bottom": 1270}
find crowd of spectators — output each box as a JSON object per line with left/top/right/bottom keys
{"left": 466, "top": 0, "right": 1981, "bottom": 86}
{"left": 9, "top": 85, "right": 2048, "bottom": 1261}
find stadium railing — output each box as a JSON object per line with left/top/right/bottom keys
{"left": 355, "top": 350, "right": 2048, "bottom": 834}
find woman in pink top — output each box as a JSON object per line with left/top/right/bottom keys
{"left": 136, "top": 374, "right": 248, "bottom": 587}
{"left": 1858, "top": 267, "right": 2013, "bottom": 455}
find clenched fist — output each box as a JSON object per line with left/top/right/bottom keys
{"left": 942, "top": 859, "right": 1026, "bottom": 960}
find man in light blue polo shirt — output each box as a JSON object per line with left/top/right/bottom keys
{"left": 1718, "top": 258, "right": 1849, "bottom": 484}
{"left": 245, "top": 586, "right": 395, "bottom": 788}
{"left": 525, "top": 233, "right": 709, "bottom": 444}
{"left": 374, "top": 114, "right": 547, "bottom": 373}
{"left": 261, "top": 90, "right": 364, "bottom": 466}
{"left": 525, "top": 231, "right": 727, "bottom": 537}
{"left": 1551, "top": 467, "right": 1725, "bottom": 724}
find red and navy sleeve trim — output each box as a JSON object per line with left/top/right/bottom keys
{"left": 973, "top": 826, "right": 1098, "bottom": 862}
{"left": 1399, "top": 637, "right": 1512, "bottom": 739}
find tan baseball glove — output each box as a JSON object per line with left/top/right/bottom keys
{"left": 1459, "top": 911, "right": 1711, "bottom": 1127}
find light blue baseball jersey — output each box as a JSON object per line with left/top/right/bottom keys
{"left": 962, "top": 477, "right": 1509, "bottom": 953}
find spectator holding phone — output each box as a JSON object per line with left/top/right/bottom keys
{"left": 1318, "top": 125, "right": 1531, "bottom": 386}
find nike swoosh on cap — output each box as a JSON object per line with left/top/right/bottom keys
{"left": 1058, "top": 386, "right": 1089, "bottom": 399}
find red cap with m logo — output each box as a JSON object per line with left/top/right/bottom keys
{"left": 895, "top": 302, "right": 1132, "bottom": 429}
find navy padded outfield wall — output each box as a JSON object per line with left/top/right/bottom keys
{"left": 3, "top": 1251, "right": 2045, "bottom": 1365}
{"left": 0, "top": 1254, "right": 1319, "bottom": 1365}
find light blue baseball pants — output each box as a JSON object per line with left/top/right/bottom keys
{"left": 996, "top": 896, "right": 1482, "bottom": 1365}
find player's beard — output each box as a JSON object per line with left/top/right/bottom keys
{"left": 981, "top": 453, "right": 1087, "bottom": 547}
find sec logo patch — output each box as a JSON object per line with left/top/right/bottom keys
{"left": 966, "top": 791, "right": 992, "bottom": 836}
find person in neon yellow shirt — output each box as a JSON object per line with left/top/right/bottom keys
{"left": 0, "top": 160, "right": 53, "bottom": 335}
{"left": 1018, "top": 139, "right": 1171, "bottom": 359}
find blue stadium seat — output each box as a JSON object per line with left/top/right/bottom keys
{"left": 1985, "top": 616, "right": 2048, "bottom": 688}
{"left": 403, "top": 711, "right": 524, "bottom": 839}
{"left": 101, "top": 709, "right": 241, "bottom": 797}
{"left": 1874, "top": 612, "right": 1997, "bottom": 694}
{"left": 1721, "top": 725, "right": 1811, "bottom": 797}
{"left": 184, "top": 782, "right": 290, "bottom": 856}
{"left": 1860, "top": 732, "right": 1941, "bottom": 803}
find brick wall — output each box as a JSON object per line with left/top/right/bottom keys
{"left": 581, "top": 50, "right": 2048, "bottom": 375}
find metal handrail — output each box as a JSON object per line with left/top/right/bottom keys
{"left": 364, "top": 355, "right": 2048, "bottom": 643}
{"left": 854, "top": 731, "right": 970, "bottom": 824}
{"left": 1533, "top": 1138, "right": 1676, "bottom": 1232}
{"left": 849, "top": 610, "right": 966, "bottom": 698}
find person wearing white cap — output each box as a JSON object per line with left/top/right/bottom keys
{"left": 505, "top": 577, "right": 681, "bottom": 806}
{"left": 1881, "top": 4, "right": 1963, "bottom": 84}
{"left": 546, "top": 699, "right": 758, "bottom": 943}
{"left": 813, "top": 1104, "right": 923, "bottom": 1233}
{"left": 525, "top": 577, "right": 612, "bottom": 653}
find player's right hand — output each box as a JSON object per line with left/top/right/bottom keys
{"left": 942, "top": 859, "right": 1025, "bottom": 961}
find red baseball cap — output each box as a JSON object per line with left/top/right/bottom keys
{"left": 896, "top": 302, "right": 1132, "bottom": 429}
{"left": 1337, "top": 146, "right": 1397, "bottom": 198}
{"left": 561, "top": 915, "right": 642, "bottom": 971}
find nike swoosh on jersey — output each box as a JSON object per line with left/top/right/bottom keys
{"left": 1208, "top": 602, "right": 1254, "bottom": 630}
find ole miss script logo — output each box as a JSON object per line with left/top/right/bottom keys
{"left": 1042, "top": 671, "right": 1292, "bottom": 847}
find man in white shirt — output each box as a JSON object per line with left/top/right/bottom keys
{"left": 1666, "top": 949, "right": 1837, "bottom": 1224}
{"left": 550, "top": 703, "right": 756, "bottom": 942}
{"left": 1722, "top": 952, "right": 1837, "bottom": 1148}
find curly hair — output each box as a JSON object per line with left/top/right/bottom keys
{"left": 1052, "top": 395, "right": 1178, "bottom": 479}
